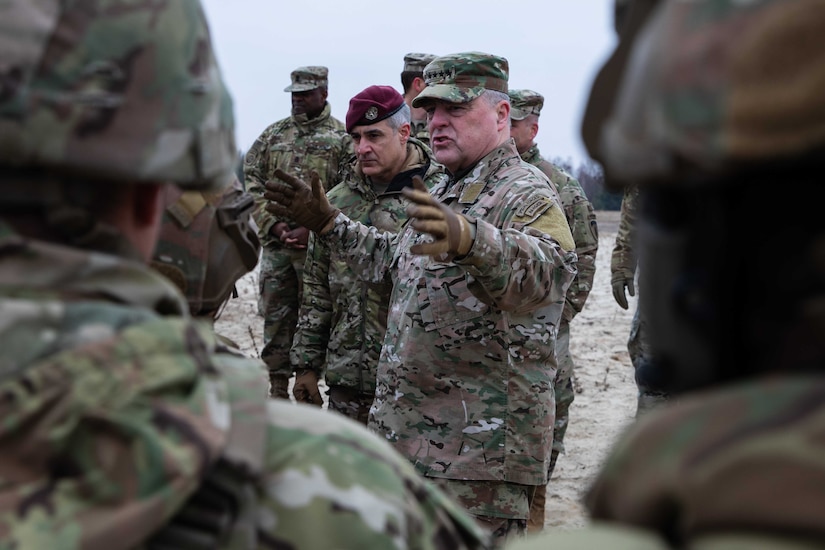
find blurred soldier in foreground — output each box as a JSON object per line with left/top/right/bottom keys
{"left": 401, "top": 52, "right": 438, "bottom": 146}
{"left": 290, "top": 85, "right": 446, "bottom": 420}
{"left": 510, "top": 0, "right": 825, "bottom": 548}
{"left": 152, "top": 176, "right": 260, "bottom": 325}
{"left": 0, "top": 2, "right": 490, "bottom": 547}
{"left": 266, "top": 51, "right": 576, "bottom": 543}
{"left": 244, "top": 65, "right": 352, "bottom": 399}
{"left": 508, "top": 89, "right": 599, "bottom": 533}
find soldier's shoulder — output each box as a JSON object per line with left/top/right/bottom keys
{"left": 258, "top": 401, "right": 490, "bottom": 548}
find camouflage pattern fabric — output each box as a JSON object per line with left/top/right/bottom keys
{"left": 520, "top": 146, "right": 598, "bottom": 531}
{"left": 0, "top": 220, "right": 491, "bottom": 549}
{"left": 413, "top": 52, "right": 509, "bottom": 107}
{"left": 598, "top": 0, "right": 825, "bottom": 186}
{"left": 318, "top": 140, "right": 576, "bottom": 518}
{"left": 411, "top": 119, "right": 431, "bottom": 148}
{"left": 0, "top": 0, "right": 236, "bottom": 192}
{"left": 611, "top": 186, "right": 663, "bottom": 415}
{"left": 291, "top": 138, "right": 447, "bottom": 424}
{"left": 151, "top": 176, "right": 260, "bottom": 318}
{"left": 244, "top": 103, "right": 352, "bottom": 383}
{"left": 583, "top": 376, "right": 825, "bottom": 547}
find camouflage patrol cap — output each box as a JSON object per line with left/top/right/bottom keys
{"left": 284, "top": 66, "right": 329, "bottom": 92}
{"left": 411, "top": 51, "right": 509, "bottom": 108}
{"left": 0, "top": 0, "right": 236, "bottom": 191}
{"left": 403, "top": 53, "right": 437, "bottom": 73}
{"left": 509, "top": 89, "right": 544, "bottom": 120}
{"left": 597, "top": 0, "right": 825, "bottom": 186}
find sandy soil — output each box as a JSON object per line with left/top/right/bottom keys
{"left": 214, "top": 210, "right": 640, "bottom": 529}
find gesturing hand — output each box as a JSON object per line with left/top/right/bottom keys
{"left": 402, "top": 176, "right": 474, "bottom": 259}
{"left": 264, "top": 169, "right": 340, "bottom": 234}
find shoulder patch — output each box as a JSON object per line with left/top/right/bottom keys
{"left": 514, "top": 195, "right": 552, "bottom": 220}
{"left": 459, "top": 183, "right": 487, "bottom": 204}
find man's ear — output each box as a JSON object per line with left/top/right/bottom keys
{"left": 133, "top": 183, "right": 164, "bottom": 229}
{"left": 530, "top": 119, "right": 540, "bottom": 141}
{"left": 413, "top": 76, "right": 427, "bottom": 94}
{"left": 399, "top": 122, "right": 411, "bottom": 142}
{"left": 497, "top": 101, "right": 511, "bottom": 129}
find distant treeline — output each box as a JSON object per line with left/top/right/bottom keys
{"left": 552, "top": 157, "right": 622, "bottom": 211}
{"left": 235, "top": 151, "right": 623, "bottom": 212}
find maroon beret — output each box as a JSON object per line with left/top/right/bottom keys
{"left": 346, "top": 85, "right": 405, "bottom": 133}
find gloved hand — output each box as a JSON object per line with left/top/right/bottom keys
{"left": 611, "top": 270, "right": 635, "bottom": 310}
{"left": 292, "top": 369, "right": 324, "bottom": 407}
{"left": 268, "top": 374, "right": 290, "bottom": 400}
{"left": 264, "top": 169, "right": 340, "bottom": 234}
{"left": 402, "top": 176, "right": 474, "bottom": 259}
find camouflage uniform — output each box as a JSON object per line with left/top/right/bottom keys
{"left": 611, "top": 186, "right": 664, "bottom": 414}
{"left": 320, "top": 139, "right": 576, "bottom": 528}
{"left": 519, "top": 145, "right": 598, "bottom": 469}
{"left": 0, "top": 2, "right": 490, "bottom": 548}
{"left": 244, "top": 74, "right": 352, "bottom": 396}
{"left": 291, "top": 138, "right": 447, "bottom": 424}
{"left": 509, "top": 0, "right": 825, "bottom": 548}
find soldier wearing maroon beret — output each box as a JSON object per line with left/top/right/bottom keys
{"left": 289, "top": 85, "right": 448, "bottom": 425}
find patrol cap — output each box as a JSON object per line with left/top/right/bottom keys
{"left": 346, "top": 85, "right": 405, "bottom": 133}
{"left": 403, "top": 52, "right": 437, "bottom": 73}
{"left": 509, "top": 89, "right": 544, "bottom": 120}
{"left": 412, "top": 51, "right": 509, "bottom": 108}
{"left": 284, "top": 66, "right": 328, "bottom": 92}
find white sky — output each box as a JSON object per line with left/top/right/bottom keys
{"left": 201, "top": 1, "right": 617, "bottom": 167}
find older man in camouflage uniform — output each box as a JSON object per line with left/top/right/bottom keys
{"left": 244, "top": 66, "right": 352, "bottom": 399}
{"left": 290, "top": 85, "right": 447, "bottom": 422}
{"left": 510, "top": 0, "right": 825, "bottom": 548}
{"left": 508, "top": 89, "right": 599, "bottom": 532}
{"left": 267, "top": 51, "right": 577, "bottom": 543}
{"left": 0, "top": 3, "right": 492, "bottom": 548}
{"left": 401, "top": 53, "right": 438, "bottom": 146}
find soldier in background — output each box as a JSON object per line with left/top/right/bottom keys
{"left": 266, "top": 51, "right": 577, "bottom": 543}
{"left": 508, "top": 89, "right": 599, "bottom": 533}
{"left": 290, "top": 85, "right": 447, "bottom": 420}
{"left": 0, "top": 2, "right": 491, "bottom": 547}
{"left": 611, "top": 184, "right": 666, "bottom": 414}
{"left": 244, "top": 66, "right": 352, "bottom": 399}
{"left": 510, "top": 0, "right": 825, "bottom": 548}
{"left": 400, "top": 52, "right": 438, "bottom": 146}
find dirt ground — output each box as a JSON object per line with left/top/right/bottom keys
{"left": 214, "top": 209, "right": 639, "bottom": 529}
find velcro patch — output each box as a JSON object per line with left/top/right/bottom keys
{"left": 514, "top": 196, "right": 552, "bottom": 220}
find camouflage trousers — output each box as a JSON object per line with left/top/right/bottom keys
{"left": 629, "top": 303, "right": 668, "bottom": 416}
{"left": 259, "top": 246, "right": 306, "bottom": 395}
{"left": 327, "top": 385, "right": 373, "bottom": 426}
{"left": 527, "top": 321, "right": 574, "bottom": 533}
{"left": 430, "top": 478, "right": 534, "bottom": 546}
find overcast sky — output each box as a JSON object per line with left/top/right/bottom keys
{"left": 200, "top": 1, "right": 617, "bottom": 167}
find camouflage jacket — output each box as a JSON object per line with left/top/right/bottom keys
{"left": 0, "top": 221, "right": 490, "bottom": 549}
{"left": 411, "top": 119, "right": 430, "bottom": 147}
{"left": 244, "top": 102, "right": 352, "bottom": 248}
{"left": 586, "top": 376, "right": 825, "bottom": 549}
{"left": 521, "top": 145, "right": 599, "bottom": 323}
{"left": 509, "top": 376, "right": 825, "bottom": 550}
{"left": 291, "top": 139, "right": 447, "bottom": 393}
{"left": 321, "top": 141, "right": 577, "bottom": 486}
{"left": 610, "top": 185, "right": 640, "bottom": 279}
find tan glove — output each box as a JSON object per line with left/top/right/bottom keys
{"left": 264, "top": 169, "right": 340, "bottom": 234}
{"left": 611, "top": 270, "right": 635, "bottom": 310}
{"left": 292, "top": 369, "right": 324, "bottom": 407}
{"left": 402, "top": 176, "right": 473, "bottom": 259}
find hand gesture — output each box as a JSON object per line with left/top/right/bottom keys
{"left": 264, "top": 169, "right": 340, "bottom": 234}
{"left": 402, "top": 176, "right": 474, "bottom": 259}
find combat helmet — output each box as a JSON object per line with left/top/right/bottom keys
{"left": 586, "top": 0, "right": 825, "bottom": 188}
{"left": 0, "top": 0, "right": 236, "bottom": 191}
